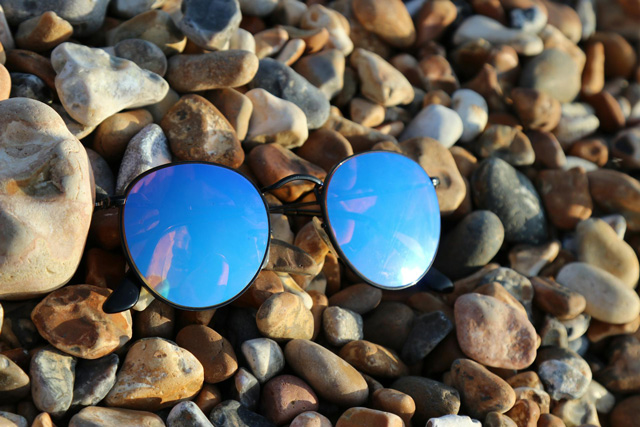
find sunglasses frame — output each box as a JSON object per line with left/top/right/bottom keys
{"left": 96, "top": 151, "right": 442, "bottom": 313}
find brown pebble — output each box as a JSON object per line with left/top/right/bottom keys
{"left": 256, "top": 293, "right": 314, "bottom": 341}
{"left": 415, "top": 0, "right": 457, "bottom": 46}
{"left": 296, "top": 128, "right": 354, "bottom": 173}
{"left": 591, "top": 31, "right": 637, "bottom": 79}
{"left": 587, "top": 169, "right": 640, "bottom": 230}
{"left": 194, "top": 383, "right": 223, "bottom": 415}
{"left": 582, "top": 42, "right": 605, "bottom": 96}
{"left": 31, "top": 285, "right": 132, "bottom": 359}
{"left": 584, "top": 91, "right": 626, "bottom": 133}
{"left": 474, "top": 282, "right": 527, "bottom": 317}
{"left": 93, "top": 109, "right": 153, "bottom": 164}
{"left": 485, "top": 411, "right": 518, "bottom": 427}
{"left": 261, "top": 374, "right": 319, "bottom": 425}
{"left": 161, "top": 94, "right": 244, "bottom": 168}
{"left": 506, "top": 399, "right": 540, "bottom": 427}
{"left": 610, "top": 395, "right": 640, "bottom": 427}
{"left": 451, "top": 358, "right": 516, "bottom": 419}
{"left": 507, "top": 371, "right": 542, "bottom": 390}
{"left": 32, "top": 412, "right": 55, "bottom": 427}
{"left": 567, "top": 139, "right": 608, "bottom": 167}
{"left": 371, "top": 388, "right": 415, "bottom": 426}
{"left": 339, "top": 340, "right": 408, "bottom": 378}
{"left": 248, "top": 143, "right": 326, "bottom": 202}
{"left": 530, "top": 276, "right": 586, "bottom": 320}
{"left": 514, "top": 387, "right": 550, "bottom": 414}
{"left": 527, "top": 130, "right": 566, "bottom": 169}
{"left": 537, "top": 413, "right": 566, "bottom": 427}
{"left": 450, "top": 145, "right": 478, "bottom": 178}
{"left": 236, "top": 271, "right": 284, "bottom": 309}
{"left": 254, "top": 27, "right": 289, "bottom": 59}
{"left": 352, "top": 0, "right": 415, "bottom": 48}
{"left": 537, "top": 167, "right": 593, "bottom": 230}
{"left": 204, "top": 88, "right": 253, "bottom": 141}
{"left": 175, "top": 325, "right": 238, "bottom": 383}
{"left": 15, "top": 11, "right": 73, "bottom": 52}
{"left": 5, "top": 49, "right": 56, "bottom": 89}
{"left": 336, "top": 407, "right": 404, "bottom": 427}
{"left": 290, "top": 411, "right": 332, "bottom": 427}
{"left": 308, "top": 291, "right": 328, "bottom": 341}
{"left": 135, "top": 299, "right": 174, "bottom": 339}
{"left": 587, "top": 316, "right": 640, "bottom": 343}
{"left": 510, "top": 88, "right": 561, "bottom": 132}
{"left": 328, "top": 284, "right": 382, "bottom": 315}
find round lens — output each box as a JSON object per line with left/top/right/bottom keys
{"left": 323, "top": 152, "right": 440, "bottom": 289}
{"left": 122, "top": 163, "right": 270, "bottom": 309}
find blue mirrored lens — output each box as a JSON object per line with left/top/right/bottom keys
{"left": 122, "top": 163, "right": 270, "bottom": 309}
{"left": 324, "top": 152, "right": 440, "bottom": 289}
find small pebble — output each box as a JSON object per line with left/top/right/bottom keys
{"left": 290, "top": 411, "right": 332, "bottom": 427}
{"left": 176, "top": 325, "right": 238, "bottom": 384}
{"left": 537, "top": 347, "right": 592, "bottom": 400}
{"left": 257, "top": 293, "right": 314, "bottom": 341}
{"left": 401, "top": 311, "right": 453, "bottom": 365}
{"left": 391, "top": 376, "right": 461, "bottom": 426}
{"left": 30, "top": 347, "right": 76, "bottom": 417}
{"left": 400, "top": 105, "right": 463, "bottom": 148}
{"left": 339, "top": 340, "right": 408, "bottom": 379}
{"left": 293, "top": 49, "right": 345, "bottom": 100}
{"left": 261, "top": 375, "right": 319, "bottom": 425}
{"left": 322, "top": 306, "right": 363, "bottom": 347}
{"left": 15, "top": 11, "right": 72, "bottom": 52}
{"left": 352, "top": 0, "right": 415, "bottom": 48}
{"left": 166, "top": 401, "right": 212, "bottom": 427}
{"left": 300, "top": 4, "right": 353, "bottom": 56}
{"left": 241, "top": 338, "right": 285, "bottom": 384}
{"left": 0, "top": 355, "right": 30, "bottom": 403}
{"left": 531, "top": 277, "right": 587, "bottom": 320}
{"left": 335, "top": 407, "right": 404, "bottom": 427}
{"left": 71, "top": 354, "right": 119, "bottom": 407}
{"left": 427, "top": 414, "right": 481, "bottom": 427}
{"left": 474, "top": 124, "right": 535, "bottom": 166}
{"left": 232, "top": 367, "right": 260, "bottom": 410}
{"left": 209, "top": 400, "right": 275, "bottom": 427}
{"left": 177, "top": 0, "right": 241, "bottom": 50}
{"left": 107, "top": 10, "right": 187, "bottom": 55}
{"left": 451, "top": 89, "right": 489, "bottom": 143}
{"left": 519, "top": 48, "right": 581, "bottom": 103}
{"left": 537, "top": 167, "right": 593, "bottom": 230}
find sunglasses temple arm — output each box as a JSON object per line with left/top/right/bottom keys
{"left": 94, "top": 194, "right": 126, "bottom": 210}
{"left": 102, "top": 274, "right": 141, "bottom": 313}
{"left": 261, "top": 174, "right": 324, "bottom": 193}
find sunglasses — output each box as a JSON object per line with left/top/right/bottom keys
{"left": 95, "top": 150, "right": 445, "bottom": 313}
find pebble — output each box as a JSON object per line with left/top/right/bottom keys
{"left": 352, "top": 0, "right": 415, "bottom": 48}
{"left": 576, "top": 218, "right": 639, "bottom": 288}
{"left": 293, "top": 49, "right": 345, "bottom": 101}
{"left": 598, "top": 336, "right": 640, "bottom": 393}
{"left": 69, "top": 407, "right": 165, "bottom": 427}
{"left": 290, "top": 411, "right": 332, "bottom": 427}
{"left": 247, "top": 143, "right": 326, "bottom": 202}
{"left": 256, "top": 293, "right": 314, "bottom": 341}
{"left": 261, "top": 375, "right": 319, "bottom": 425}
{"left": 528, "top": 130, "right": 566, "bottom": 169}
{"left": 427, "top": 414, "right": 481, "bottom": 427}
{"left": 166, "top": 50, "right": 258, "bottom": 93}
{"left": 588, "top": 169, "right": 640, "bottom": 231}
{"left": 285, "top": 339, "right": 369, "bottom": 406}
{"left": 400, "top": 136, "right": 466, "bottom": 215}
{"left": 401, "top": 105, "right": 463, "bottom": 148}
{"left": 195, "top": 384, "right": 223, "bottom": 418}
{"left": 479, "top": 267, "right": 535, "bottom": 315}
{"left": 177, "top": 0, "right": 241, "bottom": 50}
{"left": 568, "top": 138, "right": 608, "bottom": 167}
{"left": 554, "top": 105, "right": 600, "bottom": 147}
{"left": 350, "top": 48, "right": 414, "bottom": 107}
{"left": 276, "top": 38, "right": 306, "bottom": 65}
{"left": 391, "top": 376, "right": 461, "bottom": 427}
{"left": 161, "top": 94, "right": 244, "bottom": 167}
{"left": 453, "top": 15, "right": 543, "bottom": 56}
{"left": 300, "top": 4, "right": 353, "bottom": 56}
{"left": 327, "top": 284, "right": 381, "bottom": 314}
{"left": 30, "top": 347, "right": 76, "bottom": 416}
{"left": 610, "top": 395, "right": 640, "bottom": 426}
{"left": 239, "top": 0, "right": 278, "bottom": 17}
{"left": 511, "top": 88, "right": 561, "bottom": 132}
{"left": 519, "top": 48, "right": 581, "bottom": 103}
{"left": 15, "top": 11, "right": 73, "bottom": 52}
{"left": 561, "top": 313, "right": 591, "bottom": 341}
{"left": 107, "top": 10, "right": 187, "bottom": 56}
{"left": 104, "top": 338, "right": 204, "bottom": 411}
{"left": 0, "top": 354, "right": 30, "bottom": 403}
{"left": 209, "top": 400, "right": 275, "bottom": 427}
{"left": 611, "top": 127, "right": 640, "bottom": 169}
{"left": 588, "top": 315, "right": 640, "bottom": 342}
{"left": 371, "top": 388, "right": 415, "bottom": 425}
{"left": 474, "top": 124, "right": 535, "bottom": 166}
{"left": 322, "top": 306, "right": 363, "bottom": 347}
{"left": 0, "top": 98, "right": 93, "bottom": 299}
{"left": 176, "top": 325, "right": 238, "bottom": 384}
{"left": 113, "top": 38, "right": 167, "bottom": 77}
{"left": 204, "top": 88, "right": 252, "bottom": 141}
{"left": 415, "top": 0, "right": 457, "bottom": 46}
{"left": 241, "top": 338, "right": 284, "bottom": 384}
{"left": 471, "top": 157, "right": 548, "bottom": 245}
{"left": 167, "top": 401, "right": 212, "bottom": 427}
{"left": 451, "top": 358, "right": 516, "bottom": 419}
{"left": 31, "top": 284, "right": 132, "bottom": 359}
{"left": 111, "top": 0, "right": 166, "bottom": 18}
{"left": 245, "top": 88, "right": 309, "bottom": 149}
{"left": 556, "top": 262, "right": 640, "bottom": 324}
{"left": 0, "top": 63, "right": 9, "bottom": 100}
{"left": 349, "top": 97, "right": 385, "bottom": 128}
{"left": 474, "top": 282, "right": 528, "bottom": 318}
{"left": 72, "top": 354, "right": 119, "bottom": 407}
{"left": 86, "top": 149, "right": 115, "bottom": 195}
{"left": 249, "top": 58, "right": 330, "bottom": 129}
{"left": 254, "top": 27, "right": 289, "bottom": 59}
{"left": 537, "top": 167, "right": 593, "bottom": 230}
{"left": 335, "top": 407, "right": 404, "bottom": 427}
{"left": 508, "top": 240, "right": 560, "bottom": 277}
{"left": 451, "top": 89, "right": 489, "bottom": 143}
{"left": 339, "top": 340, "right": 408, "bottom": 379}
{"left": 9, "top": 72, "right": 52, "bottom": 103}
{"left": 531, "top": 277, "right": 587, "bottom": 320}
{"left": 51, "top": 43, "right": 168, "bottom": 126}
{"left": 591, "top": 31, "right": 637, "bottom": 79}
{"left": 514, "top": 387, "right": 551, "bottom": 415}
{"left": 455, "top": 293, "right": 537, "bottom": 369}
{"left": 0, "top": 412, "right": 27, "bottom": 427}
{"left": 0, "top": 5, "right": 13, "bottom": 50}
{"left": 232, "top": 368, "right": 260, "bottom": 410}
{"left": 401, "top": 311, "right": 453, "bottom": 365}
{"left": 362, "top": 302, "right": 414, "bottom": 353}
{"left": 537, "top": 347, "right": 592, "bottom": 400}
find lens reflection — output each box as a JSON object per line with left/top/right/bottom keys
{"left": 123, "top": 163, "right": 269, "bottom": 309}
{"left": 324, "top": 152, "right": 440, "bottom": 289}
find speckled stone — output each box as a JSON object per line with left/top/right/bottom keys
{"left": 322, "top": 306, "right": 363, "bottom": 347}
{"left": 241, "top": 338, "right": 285, "bottom": 384}
{"left": 167, "top": 401, "right": 213, "bottom": 427}
{"left": 30, "top": 347, "right": 76, "bottom": 417}
{"left": 69, "top": 407, "right": 165, "bottom": 427}
{"left": 537, "top": 347, "right": 592, "bottom": 400}
{"left": 71, "top": 354, "right": 119, "bottom": 408}
{"left": 175, "top": 325, "right": 237, "bottom": 384}
{"left": 209, "top": 400, "right": 275, "bottom": 427}
{"left": 339, "top": 340, "right": 408, "bottom": 379}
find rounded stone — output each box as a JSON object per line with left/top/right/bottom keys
{"left": 0, "top": 354, "right": 30, "bottom": 403}
{"left": 241, "top": 338, "right": 285, "bottom": 384}
{"left": 519, "top": 48, "right": 581, "bottom": 102}
{"left": 93, "top": 109, "right": 154, "bottom": 164}
{"left": 176, "top": 325, "right": 238, "bottom": 384}
{"left": 166, "top": 50, "right": 258, "bottom": 93}
{"left": 160, "top": 94, "right": 244, "bottom": 168}
{"left": 536, "top": 347, "right": 592, "bottom": 400}
{"left": 391, "top": 376, "right": 461, "bottom": 427}
{"left": 435, "top": 210, "right": 504, "bottom": 279}
{"left": 451, "top": 358, "right": 516, "bottom": 419}
{"left": 610, "top": 395, "right": 640, "bottom": 427}
{"left": 401, "top": 311, "right": 453, "bottom": 365}
{"left": 339, "top": 340, "right": 408, "bottom": 379}
{"left": 30, "top": 347, "right": 76, "bottom": 417}
{"left": 352, "top": 0, "right": 415, "bottom": 48}
{"left": 327, "top": 284, "right": 381, "bottom": 314}
{"left": 177, "top": 0, "right": 241, "bottom": 51}
{"left": 249, "top": 58, "right": 330, "bottom": 129}
{"left": 107, "top": 10, "right": 186, "bottom": 56}
{"left": 451, "top": 89, "right": 488, "bottom": 143}
{"left": 261, "top": 375, "right": 319, "bottom": 425}
{"left": 166, "top": 401, "right": 211, "bottom": 427}
{"left": 363, "top": 302, "right": 414, "bottom": 352}
{"left": 511, "top": 87, "right": 561, "bottom": 132}
{"left": 454, "top": 293, "right": 538, "bottom": 369}
{"left": 104, "top": 338, "right": 204, "bottom": 411}
{"left": 537, "top": 167, "right": 593, "bottom": 230}
{"left": 473, "top": 124, "right": 535, "bottom": 166}
{"left": 400, "top": 105, "right": 463, "bottom": 148}
{"left": 284, "top": 339, "right": 369, "bottom": 406}
{"left": 290, "top": 411, "right": 332, "bottom": 427}
{"left": 113, "top": 38, "right": 168, "bottom": 76}
{"left": 587, "top": 169, "right": 640, "bottom": 231}
{"left": 556, "top": 263, "right": 640, "bottom": 324}
{"left": 69, "top": 407, "right": 164, "bottom": 427}
{"left": 256, "top": 293, "right": 314, "bottom": 341}
{"left": 576, "top": 218, "right": 639, "bottom": 288}
{"left": 31, "top": 284, "right": 133, "bottom": 359}
{"left": 471, "top": 157, "right": 547, "bottom": 245}
{"left": 336, "top": 407, "right": 404, "bottom": 427}
{"left": 0, "top": 98, "right": 93, "bottom": 299}
{"left": 371, "top": 388, "right": 416, "bottom": 426}
{"left": 71, "top": 354, "right": 119, "bottom": 407}
{"left": 293, "top": 48, "right": 345, "bottom": 101}
{"left": 15, "top": 11, "right": 73, "bottom": 52}
{"left": 322, "top": 306, "right": 363, "bottom": 347}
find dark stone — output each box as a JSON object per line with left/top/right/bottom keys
{"left": 167, "top": 401, "right": 212, "bottom": 427}
{"left": 363, "top": 302, "right": 414, "bottom": 352}
{"left": 232, "top": 368, "right": 260, "bottom": 411}
{"left": 434, "top": 210, "right": 505, "bottom": 279}
{"left": 471, "top": 157, "right": 548, "bottom": 245}
{"left": 248, "top": 58, "right": 331, "bottom": 129}
{"left": 391, "top": 376, "right": 461, "bottom": 427}
{"left": 2, "top": 300, "right": 43, "bottom": 349}
{"left": 114, "top": 38, "right": 168, "bottom": 76}
{"left": 218, "top": 308, "right": 262, "bottom": 356}
{"left": 9, "top": 73, "right": 52, "bottom": 103}
{"left": 178, "top": 0, "right": 241, "bottom": 50}
{"left": 401, "top": 311, "right": 453, "bottom": 365}
{"left": 209, "top": 400, "right": 275, "bottom": 427}
{"left": 71, "top": 354, "right": 119, "bottom": 407}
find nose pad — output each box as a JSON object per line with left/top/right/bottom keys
{"left": 312, "top": 216, "right": 338, "bottom": 256}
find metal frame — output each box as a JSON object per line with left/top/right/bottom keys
{"left": 98, "top": 152, "right": 442, "bottom": 313}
